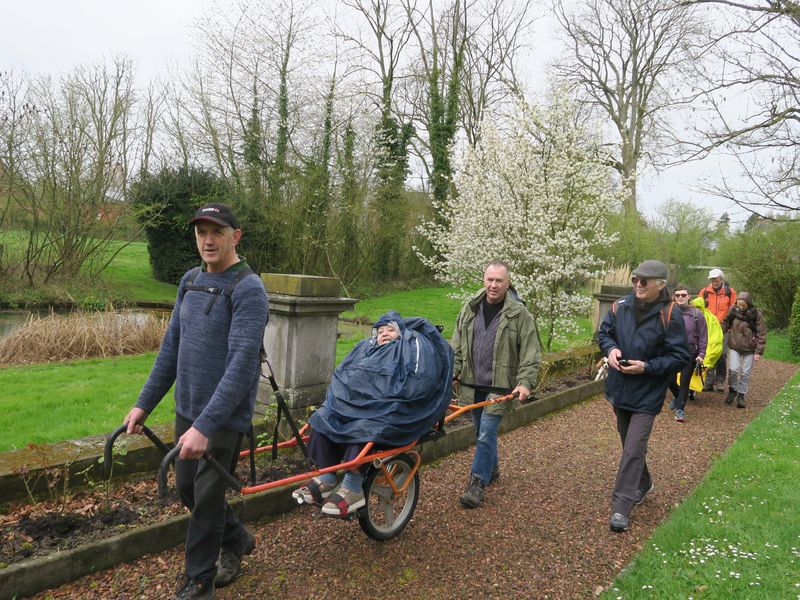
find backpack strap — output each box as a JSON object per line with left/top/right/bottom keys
{"left": 223, "top": 266, "right": 255, "bottom": 308}
{"left": 180, "top": 265, "right": 256, "bottom": 315}
{"left": 660, "top": 301, "right": 676, "bottom": 329}
{"left": 179, "top": 267, "right": 203, "bottom": 302}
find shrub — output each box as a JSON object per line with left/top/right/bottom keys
{"left": 790, "top": 287, "right": 800, "bottom": 357}
{"left": 715, "top": 220, "right": 800, "bottom": 328}
{"left": 131, "top": 167, "right": 231, "bottom": 285}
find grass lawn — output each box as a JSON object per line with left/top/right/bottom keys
{"left": 0, "top": 286, "right": 597, "bottom": 450}
{"left": 0, "top": 354, "right": 174, "bottom": 451}
{"left": 0, "top": 235, "right": 178, "bottom": 307}
{"left": 603, "top": 368, "right": 800, "bottom": 599}
{"left": 99, "top": 240, "right": 178, "bottom": 304}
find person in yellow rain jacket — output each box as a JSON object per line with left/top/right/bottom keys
{"left": 691, "top": 296, "right": 723, "bottom": 374}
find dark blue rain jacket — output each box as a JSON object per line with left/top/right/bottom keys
{"left": 309, "top": 311, "right": 454, "bottom": 446}
{"left": 598, "top": 292, "right": 690, "bottom": 414}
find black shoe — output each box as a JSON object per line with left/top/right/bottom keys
{"left": 490, "top": 465, "right": 500, "bottom": 484}
{"left": 609, "top": 512, "right": 629, "bottom": 533}
{"left": 688, "top": 391, "right": 696, "bottom": 402}
{"left": 214, "top": 530, "right": 255, "bottom": 588}
{"left": 724, "top": 388, "right": 736, "bottom": 405}
{"left": 736, "top": 393, "right": 746, "bottom": 408}
{"left": 174, "top": 576, "right": 214, "bottom": 600}
{"left": 634, "top": 482, "right": 654, "bottom": 506}
{"left": 459, "top": 474, "right": 486, "bottom": 508}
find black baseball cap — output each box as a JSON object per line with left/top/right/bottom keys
{"left": 189, "top": 203, "right": 240, "bottom": 229}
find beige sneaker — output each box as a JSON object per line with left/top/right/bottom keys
{"left": 320, "top": 487, "right": 366, "bottom": 516}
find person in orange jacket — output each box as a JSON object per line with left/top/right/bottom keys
{"left": 697, "top": 268, "right": 737, "bottom": 391}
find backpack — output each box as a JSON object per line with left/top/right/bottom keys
{"left": 702, "top": 283, "right": 732, "bottom": 301}
{"left": 179, "top": 265, "right": 267, "bottom": 360}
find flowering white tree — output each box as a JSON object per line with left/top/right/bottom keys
{"left": 417, "top": 93, "right": 621, "bottom": 350}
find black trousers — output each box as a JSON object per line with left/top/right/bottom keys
{"left": 667, "top": 355, "right": 698, "bottom": 411}
{"left": 307, "top": 430, "right": 368, "bottom": 475}
{"left": 612, "top": 407, "right": 655, "bottom": 517}
{"left": 175, "top": 414, "right": 250, "bottom": 583}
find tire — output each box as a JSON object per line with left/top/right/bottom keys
{"left": 358, "top": 453, "right": 419, "bottom": 541}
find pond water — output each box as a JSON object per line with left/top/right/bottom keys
{"left": 0, "top": 310, "right": 35, "bottom": 341}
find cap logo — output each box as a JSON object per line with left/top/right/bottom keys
{"left": 201, "top": 207, "right": 220, "bottom": 213}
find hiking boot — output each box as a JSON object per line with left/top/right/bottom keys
{"left": 724, "top": 388, "right": 736, "bottom": 405}
{"left": 174, "top": 576, "right": 214, "bottom": 600}
{"left": 634, "top": 482, "right": 654, "bottom": 506}
{"left": 668, "top": 397, "right": 677, "bottom": 411}
{"left": 675, "top": 409, "right": 687, "bottom": 423}
{"left": 736, "top": 393, "right": 746, "bottom": 408}
{"left": 714, "top": 381, "right": 726, "bottom": 392}
{"left": 321, "top": 487, "right": 366, "bottom": 517}
{"left": 292, "top": 477, "right": 337, "bottom": 506}
{"left": 214, "top": 529, "right": 256, "bottom": 588}
{"left": 609, "top": 512, "right": 629, "bottom": 533}
{"left": 490, "top": 465, "right": 500, "bottom": 484}
{"left": 459, "top": 474, "right": 486, "bottom": 508}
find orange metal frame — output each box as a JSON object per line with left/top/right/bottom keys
{"left": 234, "top": 392, "right": 515, "bottom": 495}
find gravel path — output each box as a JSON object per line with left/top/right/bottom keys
{"left": 31, "top": 360, "right": 798, "bottom": 600}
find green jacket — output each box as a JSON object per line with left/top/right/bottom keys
{"left": 451, "top": 288, "right": 541, "bottom": 416}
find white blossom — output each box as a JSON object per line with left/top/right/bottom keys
{"left": 417, "top": 92, "right": 621, "bottom": 349}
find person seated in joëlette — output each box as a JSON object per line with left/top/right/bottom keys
{"left": 292, "top": 310, "right": 453, "bottom": 516}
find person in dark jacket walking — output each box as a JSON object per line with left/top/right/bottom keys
{"left": 666, "top": 284, "right": 707, "bottom": 422}
{"left": 598, "top": 260, "right": 690, "bottom": 533}
{"left": 721, "top": 292, "right": 766, "bottom": 408}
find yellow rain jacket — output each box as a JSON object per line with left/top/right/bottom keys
{"left": 691, "top": 297, "right": 723, "bottom": 368}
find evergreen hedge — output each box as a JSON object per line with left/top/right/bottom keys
{"left": 132, "top": 167, "right": 231, "bottom": 285}
{"left": 790, "top": 286, "right": 800, "bottom": 357}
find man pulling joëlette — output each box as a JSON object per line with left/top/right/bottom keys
{"left": 125, "top": 202, "right": 269, "bottom": 600}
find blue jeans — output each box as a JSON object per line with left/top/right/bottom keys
{"left": 470, "top": 398, "right": 502, "bottom": 485}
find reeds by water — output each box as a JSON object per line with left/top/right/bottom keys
{"left": 0, "top": 310, "right": 169, "bottom": 365}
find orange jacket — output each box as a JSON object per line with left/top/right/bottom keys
{"left": 697, "top": 283, "right": 737, "bottom": 323}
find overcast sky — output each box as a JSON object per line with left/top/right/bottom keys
{"left": 1, "top": 0, "right": 749, "bottom": 224}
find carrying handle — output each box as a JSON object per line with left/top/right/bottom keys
{"left": 157, "top": 443, "right": 243, "bottom": 498}
{"left": 104, "top": 424, "right": 171, "bottom": 478}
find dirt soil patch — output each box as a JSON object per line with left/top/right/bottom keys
{"left": 12, "top": 360, "right": 798, "bottom": 599}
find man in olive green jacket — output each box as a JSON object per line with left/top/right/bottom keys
{"left": 451, "top": 261, "right": 540, "bottom": 508}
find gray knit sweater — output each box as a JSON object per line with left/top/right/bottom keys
{"left": 136, "top": 262, "right": 269, "bottom": 436}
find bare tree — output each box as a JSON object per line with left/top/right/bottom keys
{"left": 459, "top": 0, "right": 537, "bottom": 148}
{"left": 0, "top": 59, "right": 153, "bottom": 285}
{"left": 554, "top": 0, "right": 706, "bottom": 214}
{"left": 684, "top": 0, "right": 800, "bottom": 218}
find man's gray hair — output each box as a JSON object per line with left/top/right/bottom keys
{"left": 485, "top": 260, "right": 510, "bottom": 274}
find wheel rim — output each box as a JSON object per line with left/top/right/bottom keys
{"left": 366, "top": 459, "right": 416, "bottom": 534}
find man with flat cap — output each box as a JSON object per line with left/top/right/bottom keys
{"left": 124, "top": 203, "right": 269, "bottom": 599}
{"left": 597, "top": 260, "right": 690, "bottom": 533}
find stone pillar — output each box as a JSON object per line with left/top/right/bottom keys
{"left": 259, "top": 274, "right": 357, "bottom": 410}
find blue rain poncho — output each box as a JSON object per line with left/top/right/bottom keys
{"left": 309, "top": 311, "right": 454, "bottom": 446}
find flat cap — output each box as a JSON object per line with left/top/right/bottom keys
{"left": 632, "top": 260, "right": 668, "bottom": 280}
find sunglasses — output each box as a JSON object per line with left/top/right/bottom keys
{"left": 631, "top": 276, "right": 650, "bottom": 287}
{"left": 674, "top": 292, "right": 689, "bottom": 298}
